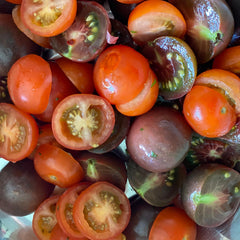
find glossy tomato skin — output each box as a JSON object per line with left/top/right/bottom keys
{"left": 72, "top": 181, "right": 131, "bottom": 240}
{"left": 94, "top": 45, "right": 150, "bottom": 105}
{"left": 0, "top": 103, "right": 39, "bottom": 162}
{"left": 8, "top": 54, "right": 52, "bottom": 114}
{"left": 52, "top": 94, "right": 115, "bottom": 150}
{"left": 183, "top": 85, "right": 237, "bottom": 138}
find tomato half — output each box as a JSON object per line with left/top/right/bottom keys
{"left": 149, "top": 206, "right": 197, "bottom": 240}
{"left": 51, "top": 94, "right": 115, "bottom": 150}
{"left": 34, "top": 144, "right": 84, "bottom": 188}
{"left": 0, "top": 103, "right": 39, "bottom": 162}
{"left": 7, "top": 54, "right": 52, "bottom": 114}
{"left": 72, "top": 181, "right": 131, "bottom": 240}
{"left": 93, "top": 45, "right": 150, "bottom": 105}
{"left": 183, "top": 85, "right": 237, "bottom": 138}
{"left": 20, "top": 0, "right": 77, "bottom": 37}
{"left": 56, "top": 182, "right": 92, "bottom": 238}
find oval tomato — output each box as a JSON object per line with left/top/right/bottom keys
{"left": 7, "top": 54, "right": 52, "bottom": 114}
{"left": 20, "top": 0, "right": 77, "bottom": 37}
{"left": 51, "top": 94, "right": 115, "bottom": 150}
{"left": 34, "top": 144, "right": 84, "bottom": 188}
{"left": 149, "top": 206, "right": 197, "bottom": 240}
{"left": 183, "top": 85, "right": 237, "bottom": 138}
{"left": 72, "top": 181, "right": 131, "bottom": 240}
{"left": 93, "top": 45, "right": 150, "bottom": 105}
{"left": 0, "top": 103, "right": 39, "bottom": 162}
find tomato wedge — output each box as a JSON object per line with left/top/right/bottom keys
{"left": 20, "top": 0, "right": 77, "bottom": 37}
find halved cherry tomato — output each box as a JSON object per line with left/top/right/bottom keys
{"left": 116, "top": 69, "right": 159, "bottom": 116}
{"left": 7, "top": 54, "right": 52, "bottom": 114}
{"left": 56, "top": 182, "right": 92, "bottom": 239}
{"left": 34, "top": 144, "right": 84, "bottom": 188}
{"left": 72, "top": 181, "right": 131, "bottom": 240}
{"left": 0, "top": 103, "right": 39, "bottom": 162}
{"left": 20, "top": 0, "right": 77, "bottom": 37}
{"left": 51, "top": 94, "right": 115, "bottom": 150}
{"left": 32, "top": 195, "right": 60, "bottom": 240}
{"left": 128, "top": 0, "right": 186, "bottom": 45}
{"left": 183, "top": 85, "right": 237, "bottom": 138}
{"left": 149, "top": 206, "right": 197, "bottom": 240}
{"left": 55, "top": 58, "right": 94, "bottom": 94}
{"left": 93, "top": 45, "right": 150, "bottom": 105}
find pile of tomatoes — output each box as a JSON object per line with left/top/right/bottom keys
{"left": 1, "top": 0, "right": 240, "bottom": 239}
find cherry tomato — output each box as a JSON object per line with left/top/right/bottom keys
{"left": 55, "top": 58, "right": 95, "bottom": 94}
{"left": 20, "top": 0, "right": 77, "bottom": 37}
{"left": 128, "top": 0, "right": 186, "bottom": 46}
{"left": 0, "top": 103, "right": 39, "bottom": 162}
{"left": 5, "top": 0, "right": 22, "bottom": 4}
{"left": 7, "top": 54, "right": 52, "bottom": 114}
{"left": 32, "top": 195, "right": 60, "bottom": 240}
{"left": 149, "top": 206, "right": 197, "bottom": 240}
{"left": 116, "top": 69, "right": 159, "bottom": 116}
{"left": 93, "top": 45, "right": 150, "bottom": 105}
{"left": 56, "top": 182, "right": 92, "bottom": 239}
{"left": 34, "top": 144, "right": 84, "bottom": 188}
{"left": 72, "top": 181, "right": 131, "bottom": 240}
{"left": 51, "top": 94, "right": 115, "bottom": 150}
{"left": 183, "top": 85, "right": 237, "bottom": 138}
{"left": 116, "top": 0, "right": 143, "bottom": 4}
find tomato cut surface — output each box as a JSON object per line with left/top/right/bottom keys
{"left": 52, "top": 94, "right": 115, "bottom": 150}
{"left": 20, "top": 0, "right": 77, "bottom": 37}
{"left": 0, "top": 103, "right": 39, "bottom": 162}
{"left": 72, "top": 181, "right": 131, "bottom": 240}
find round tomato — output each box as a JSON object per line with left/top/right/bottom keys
{"left": 7, "top": 54, "right": 52, "bottom": 114}
{"left": 149, "top": 206, "right": 197, "bottom": 240}
{"left": 0, "top": 103, "right": 39, "bottom": 162}
{"left": 93, "top": 45, "right": 150, "bottom": 105}
{"left": 34, "top": 144, "right": 84, "bottom": 188}
{"left": 183, "top": 85, "right": 237, "bottom": 138}
{"left": 20, "top": 0, "right": 77, "bottom": 37}
{"left": 56, "top": 182, "right": 92, "bottom": 238}
{"left": 116, "top": 0, "right": 143, "bottom": 4}
{"left": 72, "top": 181, "right": 131, "bottom": 240}
{"left": 5, "top": 0, "right": 22, "bottom": 3}
{"left": 128, "top": 0, "right": 186, "bottom": 46}
{"left": 51, "top": 94, "right": 115, "bottom": 150}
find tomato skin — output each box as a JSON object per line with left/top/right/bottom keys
{"left": 183, "top": 85, "right": 237, "bottom": 138}
{"left": 5, "top": 0, "right": 22, "bottom": 4}
{"left": 149, "top": 206, "right": 197, "bottom": 240}
{"left": 8, "top": 54, "right": 52, "bottom": 114}
{"left": 93, "top": 45, "right": 150, "bottom": 105}
{"left": 34, "top": 144, "right": 84, "bottom": 188}
{"left": 0, "top": 103, "right": 39, "bottom": 162}
{"left": 20, "top": 0, "right": 77, "bottom": 37}
{"left": 72, "top": 181, "right": 131, "bottom": 240}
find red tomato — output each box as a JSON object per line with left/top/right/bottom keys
{"left": 51, "top": 94, "right": 115, "bottom": 150}
{"left": 5, "top": 0, "right": 22, "bottom": 3}
{"left": 34, "top": 144, "right": 84, "bottom": 188}
{"left": 32, "top": 195, "right": 60, "bottom": 240}
{"left": 56, "top": 58, "right": 95, "bottom": 94}
{"left": 7, "top": 54, "right": 52, "bottom": 114}
{"left": 116, "top": 69, "right": 159, "bottom": 116}
{"left": 116, "top": 0, "right": 143, "bottom": 3}
{"left": 183, "top": 85, "right": 237, "bottom": 138}
{"left": 20, "top": 0, "right": 77, "bottom": 37}
{"left": 149, "top": 206, "right": 197, "bottom": 240}
{"left": 0, "top": 103, "right": 39, "bottom": 163}
{"left": 128, "top": 0, "right": 187, "bottom": 45}
{"left": 93, "top": 45, "right": 150, "bottom": 105}
{"left": 56, "top": 182, "right": 92, "bottom": 238}
{"left": 72, "top": 181, "right": 131, "bottom": 240}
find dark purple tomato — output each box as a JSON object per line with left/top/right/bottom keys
{"left": 50, "top": 1, "right": 113, "bottom": 62}
{"left": 126, "top": 106, "right": 192, "bottom": 173}
{"left": 169, "top": 0, "right": 234, "bottom": 64}
{"left": 0, "top": 14, "right": 41, "bottom": 77}
{"left": 0, "top": 158, "right": 55, "bottom": 216}
{"left": 182, "top": 163, "right": 240, "bottom": 228}
{"left": 0, "top": 76, "right": 11, "bottom": 103}
{"left": 142, "top": 36, "right": 197, "bottom": 100}
{"left": 127, "top": 158, "right": 186, "bottom": 207}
